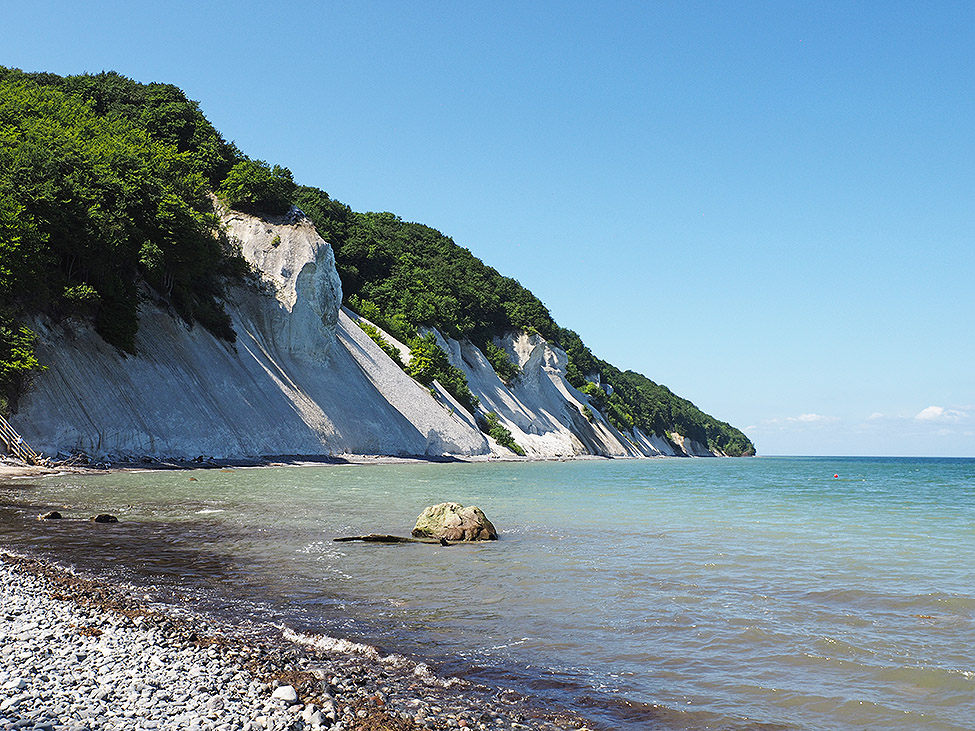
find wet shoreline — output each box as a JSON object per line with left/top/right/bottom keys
{"left": 0, "top": 450, "right": 646, "bottom": 480}
{"left": 1, "top": 551, "right": 597, "bottom": 731}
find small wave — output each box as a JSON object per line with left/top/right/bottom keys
{"left": 489, "top": 637, "right": 531, "bottom": 651}
{"left": 281, "top": 626, "right": 382, "bottom": 660}
{"left": 195, "top": 508, "right": 225, "bottom": 514}
{"left": 16, "top": 471, "right": 75, "bottom": 479}
{"left": 407, "top": 661, "right": 462, "bottom": 687}
{"left": 281, "top": 627, "right": 463, "bottom": 688}
{"left": 295, "top": 541, "right": 353, "bottom": 579}
{"left": 811, "top": 635, "right": 880, "bottom": 660}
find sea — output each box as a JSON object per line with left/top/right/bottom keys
{"left": 1, "top": 456, "right": 973, "bottom": 731}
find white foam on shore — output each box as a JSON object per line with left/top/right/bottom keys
{"left": 280, "top": 627, "right": 460, "bottom": 688}
{"left": 281, "top": 626, "right": 382, "bottom": 661}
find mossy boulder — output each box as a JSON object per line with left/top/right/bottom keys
{"left": 412, "top": 502, "right": 498, "bottom": 541}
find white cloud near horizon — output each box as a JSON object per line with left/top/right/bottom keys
{"left": 796, "top": 413, "right": 831, "bottom": 423}
{"left": 915, "top": 406, "right": 969, "bottom": 422}
{"left": 753, "top": 413, "right": 840, "bottom": 430}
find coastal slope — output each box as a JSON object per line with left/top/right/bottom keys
{"left": 12, "top": 209, "right": 717, "bottom": 461}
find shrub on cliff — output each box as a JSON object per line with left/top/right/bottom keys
{"left": 406, "top": 332, "right": 478, "bottom": 414}
{"left": 0, "top": 319, "right": 43, "bottom": 416}
{"left": 483, "top": 341, "right": 519, "bottom": 384}
{"left": 355, "top": 319, "right": 405, "bottom": 368}
{"left": 346, "top": 295, "right": 415, "bottom": 345}
{"left": 482, "top": 411, "right": 526, "bottom": 456}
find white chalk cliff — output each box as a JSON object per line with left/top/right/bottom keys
{"left": 12, "top": 209, "right": 717, "bottom": 460}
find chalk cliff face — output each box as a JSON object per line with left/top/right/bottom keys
{"left": 12, "top": 209, "right": 717, "bottom": 460}
{"left": 224, "top": 210, "right": 342, "bottom": 361}
{"left": 430, "top": 330, "right": 713, "bottom": 458}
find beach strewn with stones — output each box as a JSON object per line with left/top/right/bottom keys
{"left": 1, "top": 554, "right": 594, "bottom": 731}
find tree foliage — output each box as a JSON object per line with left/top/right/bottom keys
{"left": 0, "top": 67, "right": 246, "bottom": 406}
{"left": 292, "top": 186, "right": 352, "bottom": 252}
{"left": 219, "top": 160, "right": 296, "bottom": 216}
{"left": 0, "top": 68, "right": 241, "bottom": 186}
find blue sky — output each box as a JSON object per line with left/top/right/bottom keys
{"left": 6, "top": 1, "right": 973, "bottom": 456}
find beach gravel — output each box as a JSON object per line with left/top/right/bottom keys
{"left": 0, "top": 555, "right": 592, "bottom": 731}
{"left": 0, "top": 560, "right": 295, "bottom": 730}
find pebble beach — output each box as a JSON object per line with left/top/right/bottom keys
{"left": 1, "top": 554, "right": 592, "bottom": 731}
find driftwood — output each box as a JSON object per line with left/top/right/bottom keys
{"left": 333, "top": 534, "right": 451, "bottom": 545}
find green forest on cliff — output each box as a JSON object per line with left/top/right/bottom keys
{"left": 0, "top": 67, "right": 754, "bottom": 455}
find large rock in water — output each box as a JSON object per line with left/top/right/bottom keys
{"left": 412, "top": 502, "right": 498, "bottom": 541}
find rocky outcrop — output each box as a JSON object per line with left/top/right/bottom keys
{"left": 223, "top": 209, "right": 342, "bottom": 361}
{"left": 666, "top": 431, "right": 718, "bottom": 457}
{"left": 412, "top": 503, "right": 498, "bottom": 541}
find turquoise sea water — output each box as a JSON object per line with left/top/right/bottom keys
{"left": 2, "top": 457, "right": 973, "bottom": 730}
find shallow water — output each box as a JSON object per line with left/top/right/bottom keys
{"left": 2, "top": 457, "right": 974, "bottom": 730}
